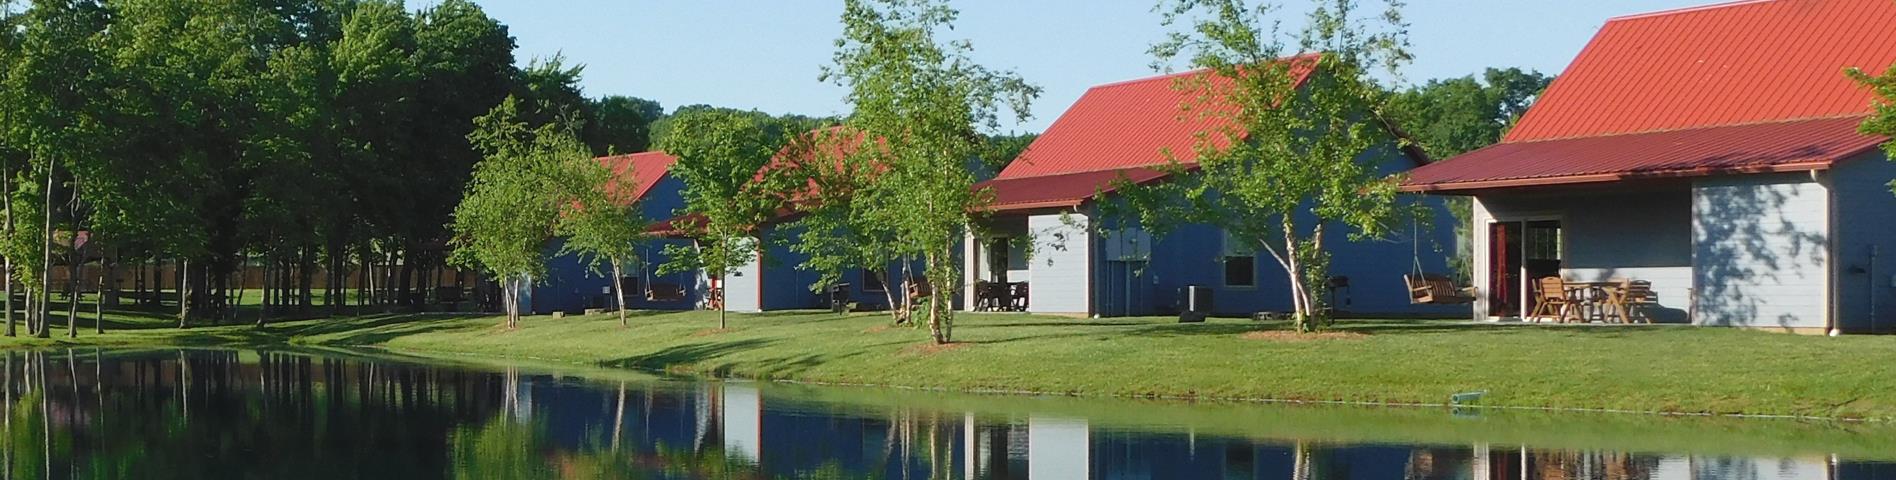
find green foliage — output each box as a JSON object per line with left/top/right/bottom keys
{"left": 587, "top": 95, "right": 663, "bottom": 154}
{"left": 824, "top": 0, "right": 1038, "bottom": 343}
{"left": 1386, "top": 67, "right": 1552, "bottom": 280}
{"left": 976, "top": 131, "right": 1037, "bottom": 178}
{"left": 450, "top": 97, "right": 596, "bottom": 324}
{"left": 1850, "top": 63, "right": 1896, "bottom": 196}
{"left": 648, "top": 104, "right": 834, "bottom": 151}
{"left": 1123, "top": 0, "right": 1412, "bottom": 332}
{"left": 651, "top": 109, "right": 786, "bottom": 286}
{"left": 1387, "top": 67, "right": 1551, "bottom": 159}
{"left": 554, "top": 162, "right": 642, "bottom": 278}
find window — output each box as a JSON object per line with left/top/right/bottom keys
{"left": 862, "top": 268, "right": 886, "bottom": 292}
{"left": 1222, "top": 230, "right": 1256, "bottom": 287}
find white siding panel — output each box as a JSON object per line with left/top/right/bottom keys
{"left": 1692, "top": 174, "right": 1830, "bottom": 329}
{"left": 1028, "top": 213, "right": 1091, "bottom": 315}
{"left": 1470, "top": 198, "right": 1495, "bottom": 322}
{"left": 722, "top": 242, "right": 764, "bottom": 313}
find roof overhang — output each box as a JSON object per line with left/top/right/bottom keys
{"left": 1400, "top": 116, "right": 1884, "bottom": 195}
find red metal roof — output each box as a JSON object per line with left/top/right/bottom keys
{"left": 994, "top": 70, "right": 1240, "bottom": 180}
{"left": 598, "top": 151, "right": 678, "bottom": 203}
{"left": 1405, "top": 0, "right": 1896, "bottom": 192}
{"left": 1402, "top": 116, "right": 1884, "bottom": 192}
{"left": 1505, "top": 0, "right": 1896, "bottom": 142}
{"left": 984, "top": 57, "right": 1333, "bottom": 210}
{"left": 975, "top": 167, "right": 1173, "bottom": 212}
{"left": 996, "top": 56, "right": 1329, "bottom": 180}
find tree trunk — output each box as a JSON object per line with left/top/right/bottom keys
{"left": 94, "top": 275, "right": 103, "bottom": 334}
{"left": 4, "top": 263, "right": 13, "bottom": 338}
{"left": 258, "top": 257, "right": 271, "bottom": 328}
{"left": 610, "top": 259, "right": 627, "bottom": 327}
{"left": 718, "top": 272, "right": 727, "bottom": 330}
{"left": 177, "top": 258, "right": 190, "bottom": 328}
{"left": 299, "top": 246, "right": 314, "bottom": 313}
{"left": 923, "top": 252, "right": 949, "bottom": 344}
{"left": 65, "top": 237, "right": 79, "bottom": 339}
{"left": 2, "top": 154, "right": 13, "bottom": 338}
{"left": 36, "top": 165, "right": 52, "bottom": 338}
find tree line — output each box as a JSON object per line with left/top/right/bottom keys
{"left": 0, "top": 0, "right": 718, "bottom": 337}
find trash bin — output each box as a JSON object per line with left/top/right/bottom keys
{"left": 829, "top": 283, "right": 851, "bottom": 313}
{"left": 1179, "top": 285, "right": 1213, "bottom": 323}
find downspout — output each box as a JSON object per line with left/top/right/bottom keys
{"left": 1818, "top": 168, "right": 1841, "bottom": 336}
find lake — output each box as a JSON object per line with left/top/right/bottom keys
{"left": 0, "top": 348, "right": 1887, "bottom": 479}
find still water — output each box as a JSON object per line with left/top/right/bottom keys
{"left": 0, "top": 348, "right": 1887, "bottom": 479}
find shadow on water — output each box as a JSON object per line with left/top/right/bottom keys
{"left": 0, "top": 347, "right": 1887, "bottom": 479}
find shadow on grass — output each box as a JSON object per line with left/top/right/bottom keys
{"left": 603, "top": 339, "right": 777, "bottom": 374}
{"left": 285, "top": 313, "right": 495, "bottom": 346}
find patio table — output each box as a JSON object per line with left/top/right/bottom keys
{"left": 1562, "top": 281, "right": 1626, "bottom": 323}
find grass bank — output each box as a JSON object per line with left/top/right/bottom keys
{"left": 1, "top": 308, "right": 1891, "bottom": 420}
{"left": 290, "top": 309, "right": 1894, "bottom": 420}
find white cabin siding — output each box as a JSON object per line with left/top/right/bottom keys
{"left": 721, "top": 245, "right": 764, "bottom": 313}
{"left": 1028, "top": 212, "right": 1091, "bottom": 315}
{"left": 1691, "top": 173, "right": 1830, "bottom": 329}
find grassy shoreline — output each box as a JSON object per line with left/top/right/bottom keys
{"left": 2, "top": 308, "right": 1893, "bottom": 420}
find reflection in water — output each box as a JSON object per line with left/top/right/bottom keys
{"left": 0, "top": 349, "right": 1882, "bottom": 479}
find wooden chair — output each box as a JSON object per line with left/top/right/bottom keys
{"left": 1625, "top": 280, "right": 1657, "bottom": 324}
{"left": 1528, "top": 276, "right": 1575, "bottom": 323}
{"left": 1598, "top": 279, "right": 1633, "bottom": 324}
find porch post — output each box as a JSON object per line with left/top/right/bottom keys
{"left": 963, "top": 229, "right": 979, "bottom": 312}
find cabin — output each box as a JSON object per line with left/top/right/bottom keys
{"left": 533, "top": 151, "right": 704, "bottom": 314}
{"left": 964, "top": 69, "right": 1464, "bottom": 318}
{"left": 652, "top": 129, "right": 927, "bottom": 314}
{"left": 1400, "top": 0, "right": 1896, "bottom": 333}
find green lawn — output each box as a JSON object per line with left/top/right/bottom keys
{"left": 2, "top": 308, "right": 1892, "bottom": 420}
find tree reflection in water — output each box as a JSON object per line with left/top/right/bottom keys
{"left": 0, "top": 349, "right": 1881, "bottom": 479}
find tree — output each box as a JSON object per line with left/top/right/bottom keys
{"left": 1117, "top": 0, "right": 1413, "bottom": 332}
{"left": 450, "top": 97, "right": 592, "bottom": 329}
{"left": 978, "top": 132, "right": 1038, "bottom": 177}
{"left": 1386, "top": 67, "right": 1552, "bottom": 278}
{"left": 1388, "top": 68, "right": 1549, "bottom": 159}
{"left": 825, "top": 0, "right": 1039, "bottom": 344}
{"left": 653, "top": 109, "right": 787, "bottom": 330}
{"left": 1851, "top": 62, "right": 1896, "bottom": 196}
{"left": 774, "top": 128, "right": 921, "bottom": 324}
{"left": 1, "top": 0, "right": 111, "bottom": 337}
{"left": 649, "top": 104, "right": 834, "bottom": 151}
{"left": 586, "top": 96, "right": 662, "bottom": 155}
{"left": 555, "top": 159, "right": 645, "bottom": 328}
{"left": 411, "top": 0, "right": 519, "bottom": 308}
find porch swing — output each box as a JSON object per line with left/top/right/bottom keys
{"left": 1403, "top": 221, "right": 1476, "bottom": 305}
{"left": 643, "top": 250, "right": 689, "bottom": 303}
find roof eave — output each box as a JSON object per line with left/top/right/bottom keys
{"left": 1400, "top": 160, "right": 1838, "bottom": 195}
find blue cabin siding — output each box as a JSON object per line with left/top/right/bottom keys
{"left": 1129, "top": 202, "right": 1461, "bottom": 318}
{"left": 757, "top": 227, "right": 827, "bottom": 311}
{"left": 1831, "top": 151, "right": 1896, "bottom": 333}
{"left": 1087, "top": 144, "right": 1465, "bottom": 318}
{"left": 534, "top": 239, "right": 607, "bottom": 315}
{"left": 537, "top": 175, "right": 704, "bottom": 314}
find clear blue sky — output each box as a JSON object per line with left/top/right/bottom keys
{"left": 438, "top": 1, "right": 1708, "bottom": 133}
